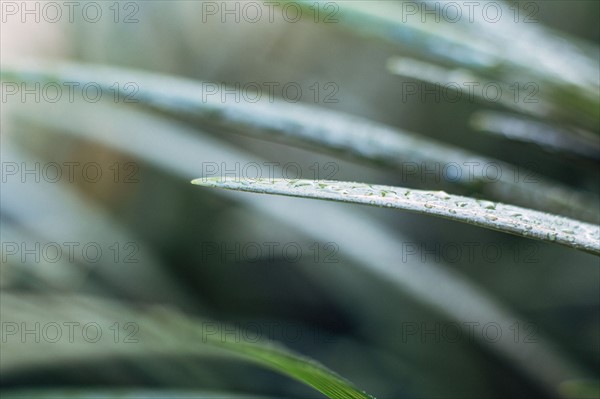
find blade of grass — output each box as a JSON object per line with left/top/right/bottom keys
{"left": 2, "top": 61, "right": 597, "bottom": 223}
{"left": 192, "top": 178, "right": 600, "bottom": 256}
{"left": 386, "top": 57, "right": 552, "bottom": 119}
{"left": 469, "top": 111, "right": 600, "bottom": 161}
{"left": 0, "top": 293, "right": 374, "bottom": 399}
{"left": 386, "top": 57, "right": 599, "bottom": 134}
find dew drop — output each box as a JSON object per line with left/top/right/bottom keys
{"left": 435, "top": 191, "right": 450, "bottom": 199}
{"left": 293, "top": 182, "right": 311, "bottom": 188}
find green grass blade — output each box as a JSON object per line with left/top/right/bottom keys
{"left": 386, "top": 57, "right": 599, "bottom": 133}
{"left": 386, "top": 57, "right": 551, "bottom": 119}
{"left": 192, "top": 178, "right": 600, "bottom": 256}
{"left": 2, "top": 61, "right": 597, "bottom": 222}
{"left": 1, "top": 294, "right": 375, "bottom": 399}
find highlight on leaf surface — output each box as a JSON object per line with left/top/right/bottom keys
{"left": 469, "top": 111, "right": 600, "bottom": 160}
{"left": 192, "top": 178, "right": 600, "bottom": 256}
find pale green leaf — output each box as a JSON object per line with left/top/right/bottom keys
{"left": 192, "top": 178, "right": 600, "bottom": 256}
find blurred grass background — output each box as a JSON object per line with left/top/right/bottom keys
{"left": 1, "top": 1, "right": 599, "bottom": 398}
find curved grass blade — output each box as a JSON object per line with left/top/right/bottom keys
{"left": 192, "top": 178, "right": 600, "bottom": 256}
{"left": 2, "top": 61, "right": 597, "bottom": 223}
{"left": 386, "top": 57, "right": 551, "bottom": 119}
{"left": 386, "top": 57, "right": 599, "bottom": 133}
{"left": 0, "top": 293, "right": 375, "bottom": 399}
{"left": 470, "top": 111, "right": 600, "bottom": 161}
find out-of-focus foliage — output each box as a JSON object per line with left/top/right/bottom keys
{"left": 1, "top": 1, "right": 599, "bottom": 399}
